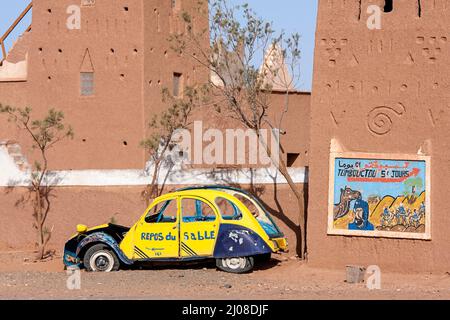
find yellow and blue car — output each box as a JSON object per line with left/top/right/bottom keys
{"left": 63, "top": 186, "right": 288, "bottom": 273}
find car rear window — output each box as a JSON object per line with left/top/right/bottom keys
{"left": 215, "top": 197, "right": 242, "bottom": 220}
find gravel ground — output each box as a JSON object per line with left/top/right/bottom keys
{"left": 0, "top": 251, "right": 449, "bottom": 300}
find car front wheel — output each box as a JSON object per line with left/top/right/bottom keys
{"left": 83, "top": 244, "right": 120, "bottom": 272}
{"left": 216, "top": 256, "right": 254, "bottom": 274}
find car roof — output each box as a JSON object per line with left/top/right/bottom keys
{"left": 156, "top": 188, "right": 233, "bottom": 200}
{"left": 169, "top": 185, "right": 284, "bottom": 236}
{"left": 176, "top": 185, "right": 253, "bottom": 196}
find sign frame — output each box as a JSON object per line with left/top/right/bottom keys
{"left": 327, "top": 152, "right": 431, "bottom": 240}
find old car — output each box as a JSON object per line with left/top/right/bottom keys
{"left": 63, "top": 186, "right": 287, "bottom": 273}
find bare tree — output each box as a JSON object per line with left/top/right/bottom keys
{"left": 170, "top": 0, "right": 306, "bottom": 258}
{"left": 0, "top": 104, "right": 74, "bottom": 260}
{"left": 141, "top": 86, "right": 205, "bottom": 205}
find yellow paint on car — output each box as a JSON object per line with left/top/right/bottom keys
{"left": 74, "top": 189, "right": 287, "bottom": 261}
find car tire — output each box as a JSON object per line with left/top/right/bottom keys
{"left": 216, "top": 256, "right": 254, "bottom": 274}
{"left": 83, "top": 244, "right": 120, "bottom": 272}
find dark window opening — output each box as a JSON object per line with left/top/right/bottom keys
{"left": 384, "top": 0, "right": 393, "bottom": 13}
{"left": 80, "top": 72, "right": 94, "bottom": 96}
{"left": 173, "top": 72, "right": 183, "bottom": 97}
{"left": 287, "top": 153, "right": 300, "bottom": 167}
{"left": 357, "top": 0, "right": 361, "bottom": 20}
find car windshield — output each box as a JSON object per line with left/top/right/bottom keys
{"left": 219, "top": 189, "right": 283, "bottom": 238}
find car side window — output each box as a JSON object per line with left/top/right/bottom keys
{"left": 145, "top": 200, "right": 177, "bottom": 223}
{"left": 215, "top": 197, "right": 242, "bottom": 220}
{"left": 233, "top": 194, "right": 259, "bottom": 218}
{"left": 181, "top": 198, "right": 216, "bottom": 223}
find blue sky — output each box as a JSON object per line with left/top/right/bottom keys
{"left": 227, "top": 0, "right": 318, "bottom": 91}
{"left": 0, "top": 0, "right": 318, "bottom": 91}
{"left": 0, "top": 1, "right": 32, "bottom": 53}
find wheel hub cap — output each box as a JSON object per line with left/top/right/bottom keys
{"left": 90, "top": 251, "right": 114, "bottom": 272}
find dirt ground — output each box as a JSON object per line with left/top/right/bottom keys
{"left": 0, "top": 251, "right": 449, "bottom": 300}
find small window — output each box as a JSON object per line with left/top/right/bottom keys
{"left": 80, "top": 72, "right": 94, "bottom": 96}
{"left": 384, "top": 0, "right": 393, "bottom": 13}
{"left": 145, "top": 200, "right": 177, "bottom": 223}
{"left": 215, "top": 197, "right": 242, "bottom": 220}
{"left": 173, "top": 72, "right": 183, "bottom": 97}
{"left": 182, "top": 198, "right": 216, "bottom": 223}
{"left": 287, "top": 153, "right": 300, "bottom": 167}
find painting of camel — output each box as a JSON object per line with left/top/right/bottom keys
{"left": 327, "top": 153, "right": 431, "bottom": 240}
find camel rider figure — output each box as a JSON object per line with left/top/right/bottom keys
{"left": 348, "top": 198, "right": 374, "bottom": 231}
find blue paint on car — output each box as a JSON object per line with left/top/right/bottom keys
{"left": 213, "top": 224, "right": 272, "bottom": 258}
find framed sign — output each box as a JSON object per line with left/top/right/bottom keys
{"left": 328, "top": 152, "right": 431, "bottom": 240}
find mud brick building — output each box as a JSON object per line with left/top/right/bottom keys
{"left": 2, "top": 0, "right": 448, "bottom": 273}
{"left": 308, "top": 0, "right": 450, "bottom": 272}
{"left": 0, "top": 1, "right": 310, "bottom": 255}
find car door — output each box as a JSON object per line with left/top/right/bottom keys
{"left": 132, "top": 197, "right": 180, "bottom": 259}
{"left": 180, "top": 196, "right": 219, "bottom": 258}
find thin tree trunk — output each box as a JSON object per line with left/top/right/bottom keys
{"left": 258, "top": 130, "right": 306, "bottom": 259}
{"left": 35, "top": 190, "right": 45, "bottom": 260}
{"left": 277, "top": 157, "right": 306, "bottom": 259}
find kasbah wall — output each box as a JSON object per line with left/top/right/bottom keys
{"left": 0, "top": 1, "right": 309, "bottom": 258}
{"left": 2, "top": 0, "right": 449, "bottom": 274}
{"left": 308, "top": 0, "right": 450, "bottom": 272}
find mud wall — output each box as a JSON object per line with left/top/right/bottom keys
{"left": 0, "top": 0, "right": 206, "bottom": 171}
{"left": 308, "top": 0, "right": 450, "bottom": 272}
{"left": 0, "top": 183, "right": 305, "bottom": 258}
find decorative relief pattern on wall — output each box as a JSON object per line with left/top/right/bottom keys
{"left": 416, "top": 35, "right": 447, "bottom": 64}
{"left": 427, "top": 108, "right": 446, "bottom": 127}
{"left": 320, "top": 38, "right": 348, "bottom": 67}
{"left": 367, "top": 103, "right": 406, "bottom": 136}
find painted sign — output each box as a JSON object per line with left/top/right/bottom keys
{"left": 328, "top": 153, "right": 431, "bottom": 239}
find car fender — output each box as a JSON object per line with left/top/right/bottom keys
{"left": 213, "top": 224, "right": 272, "bottom": 258}
{"left": 76, "top": 232, "right": 133, "bottom": 265}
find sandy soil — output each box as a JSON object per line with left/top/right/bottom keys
{"left": 0, "top": 251, "right": 449, "bottom": 300}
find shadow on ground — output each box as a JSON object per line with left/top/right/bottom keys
{"left": 124, "top": 257, "right": 281, "bottom": 273}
